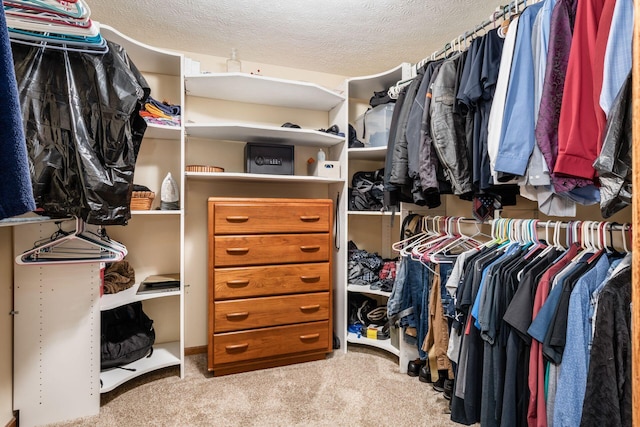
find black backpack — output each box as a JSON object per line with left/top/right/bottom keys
{"left": 101, "top": 301, "right": 155, "bottom": 370}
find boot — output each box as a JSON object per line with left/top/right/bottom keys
{"left": 407, "top": 358, "right": 425, "bottom": 377}
{"left": 432, "top": 370, "right": 448, "bottom": 392}
{"left": 418, "top": 364, "right": 433, "bottom": 383}
{"left": 443, "top": 378, "right": 454, "bottom": 400}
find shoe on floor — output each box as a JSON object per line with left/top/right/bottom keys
{"left": 432, "top": 370, "right": 448, "bottom": 392}
{"left": 407, "top": 358, "right": 425, "bottom": 377}
{"left": 418, "top": 364, "right": 433, "bottom": 383}
{"left": 443, "top": 378, "right": 453, "bottom": 400}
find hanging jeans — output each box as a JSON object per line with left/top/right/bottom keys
{"left": 400, "top": 257, "right": 431, "bottom": 360}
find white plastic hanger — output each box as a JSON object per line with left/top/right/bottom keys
{"left": 16, "top": 217, "right": 127, "bottom": 265}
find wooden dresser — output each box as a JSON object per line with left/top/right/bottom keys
{"left": 207, "top": 197, "right": 333, "bottom": 375}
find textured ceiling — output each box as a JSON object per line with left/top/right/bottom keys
{"left": 87, "top": 0, "right": 508, "bottom": 77}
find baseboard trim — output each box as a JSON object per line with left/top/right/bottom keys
{"left": 185, "top": 345, "right": 207, "bottom": 355}
{"left": 5, "top": 415, "right": 16, "bottom": 427}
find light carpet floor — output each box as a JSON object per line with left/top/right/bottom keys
{"left": 48, "top": 346, "right": 461, "bottom": 427}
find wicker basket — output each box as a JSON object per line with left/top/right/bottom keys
{"left": 131, "top": 191, "right": 155, "bottom": 210}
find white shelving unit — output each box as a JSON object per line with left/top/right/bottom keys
{"left": 342, "top": 63, "right": 413, "bottom": 366}
{"left": 184, "top": 73, "right": 344, "bottom": 110}
{"left": 185, "top": 171, "right": 342, "bottom": 184}
{"left": 346, "top": 332, "right": 399, "bottom": 356}
{"left": 99, "top": 342, "right": 181, "bottom": 393}
{"left": 185, "top": 123, "right": 343, "bottom": 146}
{"left": 99, "top": 24, "right": 185, "bottom": 392}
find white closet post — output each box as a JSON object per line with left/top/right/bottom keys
{"left": 13, "top": 222, "right": 101, "bottom": 427}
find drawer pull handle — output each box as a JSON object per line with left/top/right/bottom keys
{"left": 225, "top": 343, "right": 249, "bottom": 352}
{"left": 226, "top": 248, "right": 249, "bottom": 255}
{"left": 300, "top": 215, "right": 320, "bottom": 222}
{"left": 300, "top": 305, "right": 321, "bottom": 311}
{"left": 300, "top": 245, "right": 320, "bottom": 252}
{"left": 300, "top": 275, "right": 321, "bottom": 282}
{"left": 226, "top": 312, "right": 249, "bottom": 320}
{"left": 299, "top": 333, "right": 320, "bottom": 340}
{"left": 227, "top": 279, "right": 250, "bottom": 287}
{"left": 226, "top": 216, "right": 249, "bottom": 222}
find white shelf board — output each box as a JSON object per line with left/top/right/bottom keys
{"left": 348, "top": 146, "right": 387, "bottom": 161}
{"left": 0, "top": 213, "right": 61, "bottom": 228}
{"left": 185, "top": 73, "right": 344, "bottom": 111}
{"left": 101, "top": 282, "right": 180, "bottom": 311}
{"left": 185, "top": 123, "right": 344, "bottom": 147}
{"left": 347, "top": 210, "right": 400, "bottom": 216}
{"left": 100, "top": 341, "right": 181, "bottom": 393}
{"left": 131, "top": 209, "right": 183, "bottom": 216}
{"left": 99, "top": 24, "right": 181, "bottom": 76}
{"left": 347, "top": 332, "right": 399, "bottom": 356}
{"left": 347, "top": 284, "right": 391, "bottom": 298}
{"left": 144, "top": 122, "right": 181, "bottom": 140}
{"left": 347, "top": 63, "right": 408, "bottom": 100}
{"left": 185, "top": 171, "right": 343, "bottom": 184}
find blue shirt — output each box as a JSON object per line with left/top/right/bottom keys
{"left": 535, "top": 0, "right": 557, "bottom": 118}
{"left": 527, "top": 261, "right": 578, "bottom": 342}
{"left": 600, "top": 0, "right": 633, "bottom": 116}
{"left": 553, "top": 255, "right": 611, "bottom": 427}
{"left": 494, "top": 2, "right": 544, "bottom": 176}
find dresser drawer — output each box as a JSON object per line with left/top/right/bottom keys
{"left": 214, "top": 234, "right": 329, "bottom": 267}
{"left": 214, "top": 292, "right": 329, "bottom": 332}
{"left": 214, "top": 263, "right": 330, "bottom": 299}
{"left": 212, "top": 321, "right": 330, "bottom": 365}
{"left": 212, "top": 202, "right": 331, "bottom": 234}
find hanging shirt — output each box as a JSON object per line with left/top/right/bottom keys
{"left": 554, "top": 0, "right": 611, "bottom": 181}
{"left": 487, "top": 16, "right": 520, "bottom": 184}
{"left": 553, "top": 254, "right": 612, "bottom": 427}
{"left": 599, "top": 0, "right": 633, "bottom": 116}
{"left": 534, "top": 0, "right": 592, "bottom": 194}
{"left": 580, "top": 267, "right": 632, "bottom": 427}
{"left": 494, "top": 2, "right": 544, "bottom": 177}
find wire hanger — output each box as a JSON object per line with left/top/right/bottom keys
{"left": 16, "top": 216, "right": 127, "bottom": 265}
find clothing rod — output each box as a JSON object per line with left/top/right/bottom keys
{"left": 415, "top": 0, "right": 529, "bottom": 70}
{"left": 417, "top": 215, "right": 631, "bottom": 231}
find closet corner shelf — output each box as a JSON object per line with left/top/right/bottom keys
{"left": 347, "top": 332, "right": 399, "bottom": 356}
{"left": 348, "top": 210, "right": 400, "bottom": 216}
{"left": 144, "top": 122, "right": 182, "bottom": 140}
{"left": 347, "top": 63, "right": 409, "bottom": 100}
{"left": 348, "top": 146, "right": 387, "bottom": 161}
{"left": 99, "top": 341, "right": 181, "bottom": 393}
{"left": 99, "top": 24, "right": 182, "bottom": 76}
{"left": 184, "top": 73, "right": 344, "bottom": 111}
{"left": 100, "top": 282, "right": 181, "bottom": 311}
{"left": 185, "top": 122, "right": 344, "bottom": 147}
{"left": 347, "top": 284, "right": 391, "bottom": 298}
{"left": 185, "top": 171, "right": 344, "bottom": 184}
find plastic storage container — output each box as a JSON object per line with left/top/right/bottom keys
{"left": 354, "top": 103, "right": 395, "bottom": 147}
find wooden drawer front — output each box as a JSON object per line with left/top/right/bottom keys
{"left": 212, "top": 321, "right": 329, "bottom": 365}
{"left": 213, "top": 203, "right": 330, "bottom": 234}
{"left": 215, "top": 234, "right": 329, "bottom": 267}
{"left": 214, "top": 263, "right": 330, "bottom": 299}
{"left": 214, "top": 292, "right": 329, "bottom": 332}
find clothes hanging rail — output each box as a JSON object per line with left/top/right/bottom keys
{"left": 412, "top": 215, "right": 632, "bottom": 252}
{"left": 414, "top": 0, "right": 531, "bottom": 71}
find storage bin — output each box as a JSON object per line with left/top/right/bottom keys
{"left": 308, "top": 161, "right": 340, "bottom": 179}
{"left": 354, "top": 103, "right": 395, "bottom": 147}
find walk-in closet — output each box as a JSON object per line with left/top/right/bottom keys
{"left": 0, "top": 0, "right": 637, "bottom": 426}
